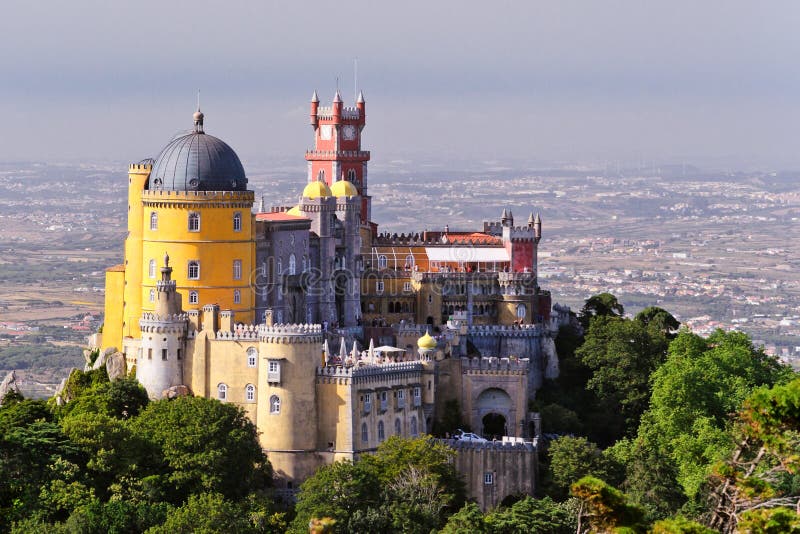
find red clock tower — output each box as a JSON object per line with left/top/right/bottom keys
{"left": 306, "top": 90, "right": 371, "bottom": 225}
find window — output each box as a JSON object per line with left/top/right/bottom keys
{"left": 347, "top": 169, "right": 356, "bottom": 181}
{"left": 188, "top": 261, "right": 200, "bottom": 280}
{"left": 233, "top": 260, "right": 242, "bottom": 280}
{"left": 247, "top": 348, "right": 257, "bottom": 368}
{"left": 363, "top": 393, "right": 372, "bottom": 413}
{"left": 267, "top": 360, "right": 281, "bottom": 382}
{"left": 318, "top": 169, "right": 325, "bottom": 181}
{"left": 378, "top": 421, "right": 385, "bottom": 442}
{"left": 376, "top": 281, "right": 384, "bottom": 293}
{"left": 149, "top": 259, "right": 156, "bottom": 279}
{"left": 378, "top": 255, "right": 388, "bottom": 269}
{"left": 410, "top": 416, "right": 418, "bottom": 436}
{"left": 361, "top": 422, "right": 368, "bottom": 443}
{"left": 189, "top": 291, "right": 198, "bottom": 304}
{"left": 395, "top": 418, "right": 401, "bottom": 435}
{"left": 177, "top": 348, "right": 182, "bottom": 360}
{"left": 149, "top": 289, "right": 155, "bottom": 303}
{"left": 161, "top": 348, "right": 167, "bottom": 361}
{"left": 269, "top": 361, "right": 279, "bottom": 373}
{"left": 270, "top": 395, "right": 281, "bottom": 414}
{"left": 150, "top": 212, "right": 158, "bottom": 230}
{"left": 403, "top": 282, "right": 412, "bottom": 292}
{"left": 233, "top": 212, "right": 242, "bottom": 232}
{"left": 188, "top": 212, "right": 200, "bottom": 232}
{"left": 413, "top": 387, "right": 421, "bottom": 399}
{"left": 147, "top": 348, "right": 152, "bottom": 360}
{"left": 302, "top": 256, "right": 309, "bottom": 272}
{"left": 245, "top": 384, "right": 255, "bottom": 402}
{"left": 288, "top": 254, "right": 296, "bottom": 275}
{"left": 234, "top": 289, "right": 241, "bottom": 304}
{"left": 484, "top": 472, "right": 494, "bottom": 485}
{"left": 276, "top": 258, "right": 282, "bottom": 277}
{"left": 405, "top": 254, "right": 414, "bottom": 269}
{"left": 516, "top": 304, "right": 527, "bottom": 319}
{"left": 218, "top": 383, "right": 227, "bottom": 401}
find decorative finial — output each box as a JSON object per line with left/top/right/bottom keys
{"left": 193, "top": 90, "right": 204, "bottom": 133}
{"left": 357, "top": 90, "right": 365, "bottom": 104}
{"left": 164, "top": 251, "right": 170, "bottom": 267}
{"left": 311, "top": 90, "right": 319, "bottom": 103}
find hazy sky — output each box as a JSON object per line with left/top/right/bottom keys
{"left": 1, "top": 1, "right": 799, "bottom": 168}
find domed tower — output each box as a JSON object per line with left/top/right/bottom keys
{"left": 417, "top": 329, "right": 437, "bottom": 360}
{"left": 127, "top": 109, "right": 255, "bottom": 339}
{"left": 137, "top": 253, "right": 188, "bottom": 398}
{"left": 330, "top": 179, "right": 362, "bottom": 326}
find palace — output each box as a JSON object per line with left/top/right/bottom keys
{"left": 93, "top": 91, "right": 566, "bottom": 498}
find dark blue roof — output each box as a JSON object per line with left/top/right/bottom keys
{"left": 149, "top": 130, "right": 247, "bottom": 192}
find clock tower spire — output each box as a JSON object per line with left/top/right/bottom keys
{"left": 305, "top": 90, "right": 371, "bottom": 226}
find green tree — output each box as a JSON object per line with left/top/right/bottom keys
{"left": 485, "top": 496, "right": 576, "bottom": 534}
{"left": 546, "top": 436, "right": 611, "bottom": 499}
{"left": 639, "top": 329, "right": 791, "bottom": 502}
{"left": 577, "top": 315, "right": 670, "bottom": 442}
{"left": 146, "top": 492, "right": 254, "bottom": 534}
{"left": 570, "top": 476, "right": 646, "bottom": 534}
{"left": 440, "top": 502, "right": 489, "bottom": 534}
{"left": 579, "top": 292, "right": 624, "bottom": 328}
{"left": 649, "top": 516, "right": 715, "bottom": 533}
{"left": 128, "top": 396, "right": 270, "bottom": 503}
{"left": 634, "top": 306, "right": 680, "bottom": 339}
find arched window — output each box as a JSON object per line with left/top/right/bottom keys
{"left": 276, "top": 258, "right": 282, "bottom": 277}
{"left": 378, "top": 255, "right": 388, "bottom": 269}
{"left": 405, "top": 254, "right": 414, "bottom": 269}
{"left": 188, "top": 212, "right": 200, "bottom": 232}
{"left": 270, "top": 395, "right": 281, "bottom": 414}
{"left": 516, "top": 304, "right": 527, "bottom": 319}
{"left": 288, "top": 254, "right": 296, "bottom": 275}
{"left": 302, "top": 256, "right": 309, "bottom": 272}
{"left": 361, "top": 422, "right": 368, "bottom": 443}
{"left": 388, "top": 302, "right": 395, "bottom": 313}
{"left": 378, "top": 420, "right": 385, "bottom": 442}
{"left": 395, "top": 418, "right": 401, "bottom": 435}
{"left": 149, "top": 259, "right": 156, "bottom": 279}
{"left": 245, "top": 384, "right": 255, "bottom": 402}
{"left": 410, "top": 416, "right": 418, "bottom": 436}
{"left": 188, "top": 260, "right": 200, "bottom": 280}
{"left": 233, "top": 289, "right": 241, "bottom": 304}
{"left": 347, "top": 168, "right": 356, "bottom": 181}
{"left": 189, "top": 291, "right": 198, "bottom": 304}
{"left": 233, "top": 212, "right": 242, "bottom": 232}
{"left": 149, "top": 289, "right": 155, "bottom": 303}
{"left": 233, "top": 260, "right": 242, "bottom": 280}
{"left": 318, "top": 169, "right": 325, "bottom": 182}
{"left": 217, "top": 383, "right": 227, "bottom": 401}
{"left": 247, "top": 347, "right": 257, "bottom": 367}
{"left": 150, "top": 212, "right": 158, "bottom": 231}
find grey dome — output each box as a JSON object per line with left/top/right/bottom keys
{"left": 149, "top": 119, "right": 247, "bottom": 192}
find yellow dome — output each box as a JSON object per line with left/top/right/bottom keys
{"left": 302, "top": 181, "right": 332, "bottom": 199}
{"left": 286, "top": 205, "right": 303, "bottom": 216}
{"left": 330, "top": 180, "right": 359, "bottom": 197}
{"left": 417, "top": 330, "right": 437, "bottom": 350}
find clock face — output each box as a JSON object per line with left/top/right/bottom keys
{"left": 320, "top": 125, "right": 332, "bottom": 140}
{"left": 342, "top": 125, "right": 357, "bottom": 141}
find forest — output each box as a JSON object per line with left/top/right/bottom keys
{"left": 1, "top": 292, "right": 799, "bottom": 533}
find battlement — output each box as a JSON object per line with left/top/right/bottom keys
{"left": 441, "top": 437, "right": 537, "bottom": 452}
{"left": 314, "top": 106, "right": 361, "bottom": 120}
{"left": 258, "top": 323, "right": 324, "bottom": 343}
{"left": 467, "top": 324, "right": 542, "bottom": 337}
{"left": 139, "top": 312, "right": 189, "bottom": 334}
{"left": 461, "top": 356, "right": 530, "bottom": 374}
{"left": 128, "top": 163, "right": 153, "bottom": 172}
{"left": 142, "top": 189, "right": 254, "bottom": 202}
{"left": 316, "top": 361, "right": 424, "bottom": 384}
{"left": 305, "top": 150, "right": 370, "bottom": 160}
{"left": 215, "top": 324, "right": 260, "bottom": 341}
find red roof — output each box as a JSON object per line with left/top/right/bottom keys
{"left": 256, "top": 212, "right": 309, "bottom": 222}
{"left": 443, "top": 232, "right": 502, "bottom": 245}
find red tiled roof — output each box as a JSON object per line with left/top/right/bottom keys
{"left": 106, "top": 264, "right": 125, "bottom": 272}
{"left": 443, "top": 232, "right": 502, "bottom": 245}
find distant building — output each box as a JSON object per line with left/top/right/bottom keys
{"left": 93, "top": 92, "right": 567, "bottom": 494}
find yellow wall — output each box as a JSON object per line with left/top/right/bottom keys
{"left": 101, "top": 267, "right": 125, "bottom": 352}
{"left": 139, "top": 190, "right": 255, "bottom": 326}
{"left": 121, "top": 164, "right": 150, "bottom": 341}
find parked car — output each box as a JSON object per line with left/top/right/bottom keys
{"left": 454, "top": 430, "right": 487, "bottom": 443}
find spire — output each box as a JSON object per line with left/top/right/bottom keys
{"left": 339, "top": 336, "right": 347, "bottom": 362}
{"left": 351, "top": 340, "right": 359, "bottom": 361}
{"left": 160, "top": 251, "right": 173, "bottom": 282}
{"left": 259, "top": 195, "right": 265, "bottom": 213}
{"left": 357, "top": 90, "right": 365, "bottom": 103}
{"left": 501, "top": 208, "right": 509, "bottom": 220}
{"left": 192, "top": 93, "right": 204, "bottom": 134}
{"left": 333, "top": 90, "right": 342, "bottom": 103}
{"left": 535, "top": 212, "right": 541, "bottom": 224}
{"left": 311, "top": 90, "right": 319, "bottom": 103}
{"left": 528, "top": 212, "right": 535, "bottom": 226}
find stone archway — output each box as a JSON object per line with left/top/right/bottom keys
{"left": 475, "top": 387, "right": 513, "bottom": 439}
{"left": 482, "top": 412, "right": 506, "bottom": 440}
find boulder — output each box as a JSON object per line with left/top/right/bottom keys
{"left": 92, "top": 351, "right": 108, "bottom": 370}
{"left": 0, "top": 370, "right": 18, "bottom": 405}
{"left": 161, "top": 385, "right": 192, "bottom": 400}
{"left": 105, "top": 352, "right": 127, "bottom": 381}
